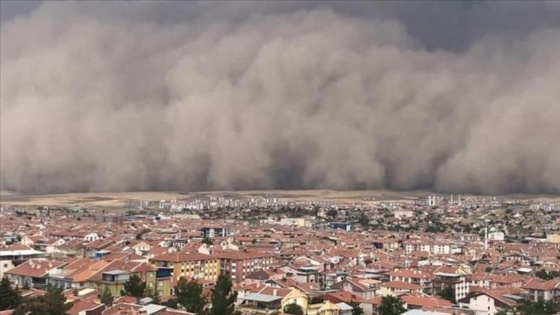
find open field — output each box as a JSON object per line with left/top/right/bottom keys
{"left": 1, "top": 190, "right": 558, "bottom": 209}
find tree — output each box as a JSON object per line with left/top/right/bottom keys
{"left": 207, "top": 273, "right": 238, "bottom": 315}
{"left": 100, "top": 287, "right": 114, "bottom": 306}
{"left": 283, "top": 303, "right": 304, "bottom": 315}
{"left": 175, "top": 278, "right": 205, "bottom": 313}
{"left": 13, "top": 286, "right": 72, "bottom": 315}
{"left": 358, "top": 213, "right": 369, "bottom": 229}
{"left": 121, "top": 274, "right": 146, "bottom": 298}
{"left": 349, "top": 301, "right": 364, "bottom": 315}
{"left": 545, "top": 299, "right": 558, "bottom": 315}
{"left": 202, "top": 237, "right": 213, "bottom": 246}
{"left": 0, "top": 277, "right": 22, "bottom": 310}
{"left": 326, "top": 209, "right": 338, "bottom": 219}
{"left": 144, "top": 285, "right": 160, "bottom": 304}
{"left": 517, "top": 299, "right": 546, "bottom": 315}
{"left": 136, "top": 228, "right": 151, "bottom": 240}
{"left": 536, "top": 269, "right": 560, "bottom": 280}
{"left": 438, "top": 286, "right": 456, "bottom": 303}
{"left": 376, "top": 295, "right": 406, "bottom": 315}
{"left": 162, "top": 298, "right": 179, "bottom": 309}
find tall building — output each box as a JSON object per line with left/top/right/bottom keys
{"left": 201, "top": 227, "right": 229, "bottom": 238}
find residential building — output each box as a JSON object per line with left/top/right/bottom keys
{"left": 218, "top": 250, "right": 275, "bottom": 284}
{"left": 0, "top": 244, "right": 44, "bottom": 278}
{"left": 150, "top": 252, "right": 221, "bottom": 284}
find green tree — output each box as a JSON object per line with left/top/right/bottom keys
{"left": 0, "top": 277, "right": 22, "bottom": 310}
{"left": 517, "top": 299, "right": 546, "bottom": 315}
{"left": 13, "top": 286, "right": 72, "bottom": 315}
{"left": 144, "top": 285, "right": 160, "bottom": 304}
{"left": 121, "top": 274, "right": 146, "bottom": 298}
{"left": 175, "top": 278, "right": 205, "bottom": 313}
{"left": 545, "top": 299, "right": 558, "bottom": 314}
{"left": 376, "top": 295, "right": 406, "bottom": 315}
{"left": 283, "top": 303, "right": 304, "bottom": 315}
{"left": 162, "top": 298, "right": 179, "bottom": 309}
{"left": 358, "top": 213, "right": 369, "bottom": 229}
{"left": 136, "top": 229, "right": 151, "bottom": 240}
{"left": 438, "top": 286, "right": 456, "bottom": 303}
{"left": 202, "top": 237, "right": 213, "bottom": 246}
{"left": 208, "top": 273, "right": 238, "bottom": 315}
{"left": 100, "top": 287, "right": 114, "bottom": 306}
{"left": 326, "top": 209, "right": 338, "bottom": 219}
{"left": 349, "top": 301, "right": 364, "bottom": 315}
{"left": 535, "top": 269, "right": 560, "bottom": 280}
{"left": 536, "top": 269, "right": 551, "bottom": 280}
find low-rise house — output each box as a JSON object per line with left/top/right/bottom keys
{"left": 84, "top": 238, "right": 117, "bottom": 259}
{"left": 239, "top": 286, "right": 308, "bottom": 314}
{"left": 128, "top": 241, "right": 153, "bottom": 256}
{"left": 371, "top": 239, "right": 400, "bottom": 252}
{"left": 522, "top": 278, "right": 560, "bottom": 302}
{"left": 458, "top": 287, "right": 525, "bottom": 315}
{"left": 92, "top": 260, "right": 171, "bottom": 297}
{"left": 50, "top": 259, "right": 112, "bottom": 290}
{"left": 317, "top": 300, "right": 354, "bottom": 315}
{"left": 5, "top": 259, "right": 66, "bottom": 289}
{"left": 377, "top": 281, "right": 422, "bottom": 296}
{"left": 244, "top": 269, "right": 286, "bottom": 285}
{"left": 364, "top": 293, "right": 453, "bottom": 314}
{"left": 330, "top": 278, "right": 378, "bottom": 300}
{"left": 386, "top": 268, "right": 433, "bottom": 294}
{"left": 65, "top": 299, "right": 106, "bottom": 315}
{"left": 0, "top": 244, "right": 44, "bottom": 278}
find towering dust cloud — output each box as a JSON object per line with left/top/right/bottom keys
{"left": 1, "top": 1, "right": 559, "bottom": 194}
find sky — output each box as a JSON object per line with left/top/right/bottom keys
{"left": 1, "top": 1, "right": 559, "bottom": 194}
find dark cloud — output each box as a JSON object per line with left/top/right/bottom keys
{"left": 0, "top": 1, "right": 41, "bottom": 22}
{"left": 1, "top": 1, "right": 559, "bottom": 194}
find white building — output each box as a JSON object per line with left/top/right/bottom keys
{"left": 0, "top": 246, "right": 45, "bottom": 278}
{"left": 487, "top": 232, "right": 505, "bottom": 241}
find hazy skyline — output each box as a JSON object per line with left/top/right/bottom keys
{"left": 1, "top": 1, "right": 559, "bottom": 194}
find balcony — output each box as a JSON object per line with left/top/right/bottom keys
{"left": 433, "top": 277, "right": 462, "bottom": 284}
{"left": 433, "top": 272, "right": 463, "bottom": 284}
{"left": 101, "top": 270, "right": 130, "bottom": 284}
{"left": 239, "top": 293, "right": 282, "bottom": 314}
{"left": 156, "top": 267, "right": 173, "bottom": 279}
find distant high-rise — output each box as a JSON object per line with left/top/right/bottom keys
{"left": 428, "top": 195, "right": 436, "bottom": 207}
